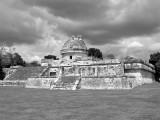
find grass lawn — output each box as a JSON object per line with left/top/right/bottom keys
{"left": 0, "top": 83, "right": 160, "bottom": 120}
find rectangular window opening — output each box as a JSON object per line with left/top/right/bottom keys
{"left": 50, "top": 72, "right": 56, "bottom": 77}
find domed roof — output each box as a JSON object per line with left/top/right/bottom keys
{"left": 62, "top": 35, "right": 87, "bottom": 50}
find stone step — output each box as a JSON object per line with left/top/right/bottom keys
{"left": 50, "top": 76, "right": 81, "bottom": 90}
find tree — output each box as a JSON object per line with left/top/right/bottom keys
{"left": 1, "top": 53, "right": 13, "bottom": 68}
{"left": 0, "top": 58, "right": 6, "bottom": 80}
{"left": 154, "top": 60, "right": 160, "bottom": 82}
{"left": 106, "top": 54, "right": 115, "bottom": 59}
{"left": 149, "top": 52, "right": 160, "bottom": 81}
{"left": 0, "top": 51, "right": 25, "bottom": 68}
{"left": 12, "top": 53, "right": 25, "bottom": 66}
{"left": 149, "top": 52, "right": 160, "bottom": 65}
{"left": 44, "top": 55, "right": 59, "bottom": 60}
{"left": 26, "top": 61, "right": 40, "bottom": 67}
{"left": 87, "top": 48, "right": 103, "bottom": 60}
{"left": 30, "top": 61, "right": 40, "bottom": 66}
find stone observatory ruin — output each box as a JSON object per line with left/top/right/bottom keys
{"left": 2, "top": 35, "right": 155, "bottom": 90}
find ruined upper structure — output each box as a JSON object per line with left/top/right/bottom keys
{"left": 61, "top": 35, "right": 87, "bottom": 60}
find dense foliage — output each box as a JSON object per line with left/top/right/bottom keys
{"left": 0, "top": 58, "right": 6, "bottom": 80}
{"left": 87, "top": 48, "right": 103, "bottom": 60}
{"left": 44, "top": 55, "right": 59, "bottom": 60}
{"left": 25, "top": 61, "right": 40, "bottom": 67}
{"left": 0, "top": 52, "right": 25, "bottom": 79}
{"left": 106, "top": 54, "right": 115, "bottom": 59}
{"left": 1, "top": 53, "right": 13, "bottom": 68}
{"left": 0, "top": 53, "right": 25, "bottom": 68}
{"left": 149, "top": 52, "right": 160, "bottom": 81}
{"left": 12, "top": 53, "right": 26, "bottom": 66}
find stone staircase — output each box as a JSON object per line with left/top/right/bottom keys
{"left": 4, "top": 66, "right": 47, "bottom": 81}
{"left": 50, "top": 76, "right": 81, "bottom": 90}
{"left": 40, "top": 66, "right": 51, "bottom": 77}
{"left": 4, "top": 69, "right": 17, "bottom": 80}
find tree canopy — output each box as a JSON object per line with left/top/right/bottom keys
{"left": 25, "top": 61, "right": 40, "bottom": 67}
{"left": 1, "top": 53, "right": 13, "bottom": 68}
{"left": 87, "top": 48, "right": 103, "bottom": 60}
{"left": 149, "top": 52, "right": 160, "bottom": 81}
{"left": 44, "top": 55, "right": 59, "bottom": 60}
{"left": 12, "top": 53, "right": 25, "bottom": 66}
{"left": 106, "top": 54, "right": 115, "bottom": 59}
{"left": 149, "top": 52, "right": 160, "bottom": 65}
{"left": 0, "top": 52, "right": 25, "bottom": 68}
{"left": 0, "top": 58, "right": 5, "bottom": 80}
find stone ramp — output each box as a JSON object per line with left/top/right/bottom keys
{"left": 50, "top": 76, "right": 81, "bottom": 90}
{"left": 5, "top": 67, "right": 47, "bottom": 81}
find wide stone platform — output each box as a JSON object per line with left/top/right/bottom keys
{"left": 1, "top": 35, "right": 155, "bottom": 90}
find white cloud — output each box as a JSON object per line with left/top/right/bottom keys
{"left": 127, "top": 41, "right": 143, "bottom": 48}
{"left": 149, "top": 43, "right": 160, "bottom": 51}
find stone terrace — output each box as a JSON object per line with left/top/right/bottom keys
{"left": 5, "top": 66, "right": 47, "bottom": 81}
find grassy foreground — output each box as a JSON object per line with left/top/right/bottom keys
{"left": 0, "top": 83, "right": 160, "bottom": 120}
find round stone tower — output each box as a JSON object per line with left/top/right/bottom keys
{"left": 61, "top": 35, "right": 87, "bottom": 60}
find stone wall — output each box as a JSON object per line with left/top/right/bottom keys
{"left": 125, "top": 62, "right": 155, "bottom": 85}
{"left": 125, "top": 70, "right": 154, "bottom": 85}
{"left": 62, "top": 63, "right": 124, "bottom": 77}
{"left": 62, "top": 52, "right": 87, "bottom": 60}
{"left": 25, "top": 75, "right": 138, "bottom": 90}
{"left": 80, "top": 76, "right": 135, "bottom": 89}
{"left": 26, "top": 77, "right": 58, "bottom": 89}
{"left": 125, "top": 62, "right": 155, "bottom": 73}
{"left": 0, "top": 80, "right": 26, "bottom": 86}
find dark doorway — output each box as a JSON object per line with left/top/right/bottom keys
{"left": 70, "top": 56, "right": 72, "bottom": 59}
{"left": 50, "top": 72, "right": 56, "bottom": 77}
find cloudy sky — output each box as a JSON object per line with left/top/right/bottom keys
{"left": 0, "top": 0, "right": 160, "bottom": 62}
